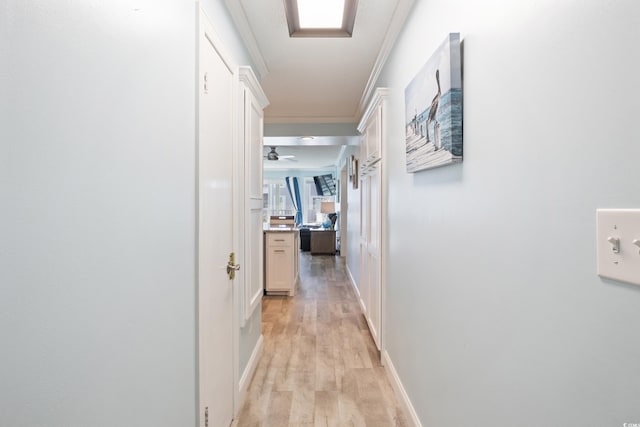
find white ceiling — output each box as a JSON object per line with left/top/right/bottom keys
{"left": 225, "top": 0, "right": 414, "bottom": 167}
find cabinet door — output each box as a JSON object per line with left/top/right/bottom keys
{"left": 361, "top": 166, "right": 381, "bottom": 350}
{"left": 365, "top": 105, "right": 381, "bottom": 163}
{"left": 267, "top": 232, "right": 293, "bottom": 247}
{"left": 356, "top": 88, "right": 387, "bottom": 357}
{"left": 266, "top": 246, "right": 293, "bottom": 291}
{"left": 246, "top": 89, "right": 264, "bottom": 314}
{"left": 359, "top": 175, "right": 370, "bottom": 314}
{"left": 359, "top": 133, "right": 367, "bottom": 172}
{"left": 241, "top": 71, "right": 268, "bottom": 323}
{"left": 369, "top": 166, "right": 381, "bottom": 350}
{"left": 367, "top": 253, "right": 381, "bottom": 349}
{"left": 359, "top": 241, "right": 369, "bottom": 315}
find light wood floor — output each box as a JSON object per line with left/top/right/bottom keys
{"left": 233, "top": 253, "right": 407, "bottom": 427}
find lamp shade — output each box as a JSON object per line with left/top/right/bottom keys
{"left": 320, "top": 201, "right": 335, "bottom": 214}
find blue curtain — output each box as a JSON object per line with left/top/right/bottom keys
{"left": 285, "top": 177, "right": 303, "bottom": 225}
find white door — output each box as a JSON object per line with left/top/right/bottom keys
{"left": 198, "top": 10, "right": 235, "bottom": 427}
{"left": 359, "top": 174, "right": 370, "bottom": 315}
{"left": 367, "top": 165, "right": 381, "bottom": 350}
{"left": 239, "top": 70, "right": 268, "bottom": 324}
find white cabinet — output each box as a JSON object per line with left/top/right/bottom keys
{"left": 264, "top": 231, "right": 299, "bottom": 296}
{"left": 360, "top": 91, "right": 386, "bottom": 173}
{"left": 359, "top": 163, "right": 382, "bottom": 349}
{"left": 357, "top": 88, "right": 389, "bottom": 352}
{"left": 364, "top": 104, "right": 382, "bottom": 166}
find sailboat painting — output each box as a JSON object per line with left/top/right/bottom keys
{"left": 405, "top": 33, "right": 462, "bottom": 172}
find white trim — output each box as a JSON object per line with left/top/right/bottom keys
{"left": 265, "top": 115, "right": 358, "bottom": 124}
{"left": 224, "top": 0, "right": 269, "bottom": 80}
{"left": 346, "top": 263, "right": 366, "bottom": 314}
{"left": 382, "top": 350, "right": 423, "bottom": 427}
{"left": 238, "top": 334, "right": 264, "bottom": 409}
{"left": 239, "top": 66, "right": 270, "bottom": 109}
{"left": 346, "top": 263, "right": 359, "bottom": 298}
{"left": 357, "top": 88, "right": 390, "bottom": 133}
{"left": 356, "top": 0, "right": 415, "bottom": 119}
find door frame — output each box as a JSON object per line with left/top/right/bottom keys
{"left": 196, "top": 5, "right": 241, "bottom": 424}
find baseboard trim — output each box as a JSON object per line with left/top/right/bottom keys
{"left": 346, "top": 264, "right": 367, "bottom": 314}
{"left": 382, "top": 350, "right": 423, "bottom": 427}
{"left": 238, "top": 334, "right": 264, "bottom": 407}
{"left": 346, "top": 263, "right": 360, "bottom": 299}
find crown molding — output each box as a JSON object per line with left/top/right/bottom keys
{"left": 355, "top": 0, "right": 415, "bottom": 120}
{"left": 357, "top": 88, "right": 390, "bottom": 133}
{"left": 265, "top": 115, "right": 359, "bottom": 124}
{"left": 224, "top": 0, "right": 269, "bottom": 80}
{"left": 239, "top": 66, "right": 270, "bottom": 108}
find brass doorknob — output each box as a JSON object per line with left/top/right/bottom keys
{"left": 227, "top": 252, "right": 240, "bottom": 279}
{"left": 226, "top": 262, "right": 240, "bottom": 279}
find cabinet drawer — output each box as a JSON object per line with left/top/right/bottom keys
{"left": 266, "top": 232, "right": 294, "bottom": 247}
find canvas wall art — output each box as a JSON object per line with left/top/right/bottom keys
{"left": 405, "top": 33, "right": 462, "bottom": 172}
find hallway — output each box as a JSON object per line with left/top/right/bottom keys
{"left": 234, "top": 253, "right": 407, "bottom": 426}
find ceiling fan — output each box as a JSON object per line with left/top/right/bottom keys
{"left": 264, "top": 146, "right": 296, "bottom": 161}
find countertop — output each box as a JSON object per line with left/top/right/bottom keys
{"left": 263, "top": 224, "right": 299, "bottom": 233}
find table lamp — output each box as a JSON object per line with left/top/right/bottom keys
{"left": 320, "top": 201, "right": 335, "bottom": 229}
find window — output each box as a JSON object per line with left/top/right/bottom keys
{"left": 298, "top": 0, "right": 343, "bottom": 29}
{"left": 263, "top": 181, "right": 296, "bottom": 222}
{"left": 303, "top": 178, "right": 319, "bottom": 223}
{"left": 283, "top": 0, "right": 358, "bottom": 37}
{"left": 263, "top": 177, "right": 335, "bottom": 224}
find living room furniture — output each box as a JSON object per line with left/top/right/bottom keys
{"left": 299, "top": 228, "right": 311, "bottom": 251}
{"left": 310, "top": 229, "right": 336, "bottom": 254}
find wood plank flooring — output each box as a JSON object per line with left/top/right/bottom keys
{"left": 233, "top": 253, "right": 407, "bottom": 427}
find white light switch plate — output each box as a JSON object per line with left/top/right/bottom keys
{"left": 597, "top": 209, "right": 640, "bottom": 286}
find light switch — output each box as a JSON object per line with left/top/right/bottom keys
{"left": 597, "top": 209, "right": 640, "bottom": 286}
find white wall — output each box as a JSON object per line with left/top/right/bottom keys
{"left": 0, "top": 1, "right": 257, "bottom": 425}
{"left": 0, "top": 1, "right": 197, "bottom": 425}
{"left": 200, "top": 0, "right": 255, "bottom": 69}
{"left": 375, "top": 1, "right": 640, "bottom": 425}
{"left": 341, "top": 147, "right": 361, "bottom": 287}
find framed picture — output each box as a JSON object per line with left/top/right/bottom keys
{"left": 404, "top": 33, "right": 462, "bottom": 172}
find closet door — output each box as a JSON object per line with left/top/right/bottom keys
{"left": 238, "top": 67, "right": 269, "bottom": 323}
{"left": 367, "top": 164, "right": 381, "bottom": 349}
{"left": 357, "top": 88, "right": 389, "bottom": 357}
{"left": 359, "top": 173, "right": 370, "bottom": 315}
